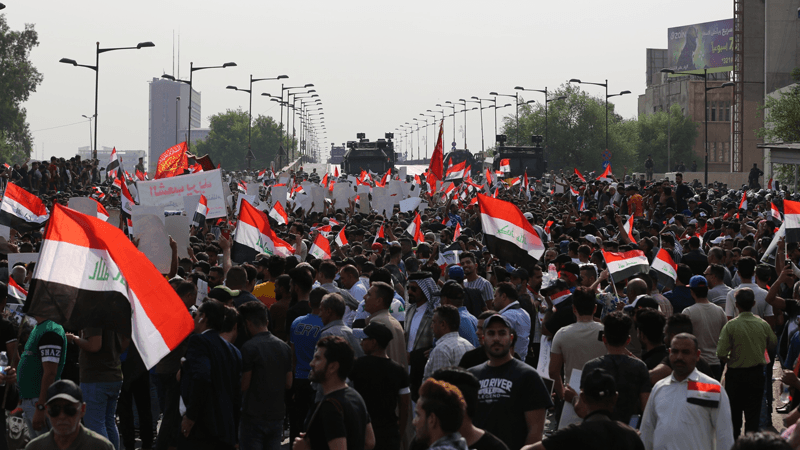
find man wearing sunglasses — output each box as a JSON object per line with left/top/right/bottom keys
{"left": 26, "top": 379, "right": 114, "bottom": 450}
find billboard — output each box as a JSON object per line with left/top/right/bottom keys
{"left": 667, "top": 19, "right": 733, "bottom": 75}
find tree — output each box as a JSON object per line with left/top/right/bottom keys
{"left": 193, "top": 109, "right": 290, "bottom": 170}
{"left": 0, "top": 14, "right": 43, "bottom": 161}
{"left": 637, "top": 104, "right": 699, "bottom": 173}
{"left": 506, "top": 84, "right": 639, "bottom": 174}
{"left": 755, "top": 68, "right": 800, "bottom": 186}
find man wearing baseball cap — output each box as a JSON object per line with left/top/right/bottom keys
{"left": 26, "top": 379, "right": 114, "bottom": 450}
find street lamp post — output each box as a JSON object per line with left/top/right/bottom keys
{"left": 81, "top": 114, "right": 94, "bottom": 151}
{"left": 283, "top": 86, "right": 315, "bottom": 161}
{"left": 436, "top": 103, "right": 457, "bottom": 150}
{"left": 463, "top": 99, "right": 480, "bottom": 152}
{"left": 162, "top": 61, "right": 237, "bottom": 152}
{"left": 517, "top": 86, "right": 568, "bottom": 149}
{"left": 661, "top": 68, "right": 733, "bottom": 184}
{"left": 60, "top": 41, "right": 155, "bottom": 160}
{"left": 471, "top": 97, "right": 494, "bottom": 154}
{"left": 227, "top": 74, "right": 287, "bottom": 168}
{"left": 568, "top": 79, "right": 630, "bottom": 152}
{"left": 490, "top": 91, "right": 519, "bottom": 144}
{"left": 420, "top": 113, "right": 436, "bottom": 158}
{"left": 447, "top": 100, "right": 467, "bottom": 149}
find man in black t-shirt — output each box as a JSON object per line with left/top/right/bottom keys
{"left": 238, "top": 301, "right": 292, "bottom": 450}
{"left": 469, "top": 315, "right": 553, "bottom": 450}
{"left": 350, "top": 323, "right": 409, "bottom": 450}
{"left": 294, "top": 336, "right": 374, "bottom": 450}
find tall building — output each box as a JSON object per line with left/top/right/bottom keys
{"left": 148, "top": 78, "right": 201, "bottom": 173}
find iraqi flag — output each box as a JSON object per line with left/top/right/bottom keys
{"left": 24, "top": 204, "right": 194, "bottom": 369}
{"left": 93, "top": 199, "right": 109, "bottom": 222}
{"left": 268, "top": 201, "right": 288, "bottom": 226}
{"left": 309, "top": 233, "right": 331, "bottom": 260}
{"left": 478, "top": 194, "right": 545, "bottom": 266}
{"left": 499, "top": 159, "right": 511, "bottom": 173}
{"left": 8, "top": 277, "right": 27, "bottom": 303}
{"left": 374, "top": 222, "right": 385, "bottom": 244}
{"left": 738, "top": 192, "right": 747, "bottom": 218}
{"left": 238, "top": 181, "right": 247, "bottom": 194}
{"left": 651, "top": 247, "right": 678, "bottom": 288}
{"left": 602, "top": 249, "right": 650, "bottom": 284}
{"left": 784, "top": 199, "right": 800, "bottom": 243}
{"left": 232, "top": 200, "right": 294, "bottom": 263}
{"left": 623, "top": 215, "right": 637, "bottom": 244}
{"left": 191, "top": 195, "right": 208, "bottom": 228}
{"left": 771, "top": 202, "right": 782, "bottom": 224}
{"left": 335, "top": 227, "right": 348, "bottom": 247}
{"left": 120, "top": 178, "right": 136, "bottom": 216}
{"left": 574, "top": 168, "right": 586, "bottom": 182}
{"left": 106, "top": 147, "right": 120, "bottom": 179}
{"left": 135, "top": 169, "right": 148, "bottom": 181}
{"left": 406, "top": 212, "right": 425, "bottom": 243}
{"left": 445, "top": 160, "right": 467, "bottom": 181}
{"left": 570, "top": 186, "right": 579, "bottom": 196}
{"left": 0, "top": 183, "right": 50, "bottom": 233}
{"left": 453, "top": 222, "right": 462, "bottom": 240}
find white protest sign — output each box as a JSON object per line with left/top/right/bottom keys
{"left": 182, "top": 195, "right": 202, "bottom": 219}
{"left": 9, "top": 252, "right": 39, "bottom": 268}
{"left": 308, "top": 185, "right": 325, "bottom": 213}
{"left": 0, "top": 225, "right": 9, "bottom": 240}
{"left": 165, "top": 215, "right": 190, "bottom": 259}
{"left": 68, "top": 198, "right": 102, "bottom": 219}
{"left": 271, "top": 185, "right": 288, "bottom": 210}
{"left": 246, "top": 183, "right": 260, "bottom": 197}
{"left": 137, "top": 169, "right": 226, "bottom": 219}
{"left": 131, "top": 205, "right": 166, "bottom": 225}
{"left": 222, "top": 180, "right": 232, "bottom": 208}
{"left": 399, "top": 197, "right": 422, "bottom": 213}
{"left": 398, "top": 166, "right": 407, "bottom": 180}
{"left": 558, "top": 369, "right": 583, "bottom": 429}
{"left": 132, "top": 214, "right": 171, "bottom": 273}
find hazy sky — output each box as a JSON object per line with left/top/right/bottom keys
{"left": 8, "top": 0, "right": 730, "bottom": 165}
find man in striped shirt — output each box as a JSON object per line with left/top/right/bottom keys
{"left": 460, "top": 253, "right": 493, "bottom": 308}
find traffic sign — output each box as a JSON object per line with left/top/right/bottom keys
{"left": 602, "top": 149, "right": 612, "bottom": 161}
{"left": 602, "top": 160, "right": 610, "bottom": 168}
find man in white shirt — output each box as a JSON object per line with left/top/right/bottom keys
{"left": 724, "top": 257, "right": 775, "bottom": 328}
{"left": 639, "top": 333, "right": 733, "bottom": 450}
{"left": 423, "top": 305, "right": 473, "bottom": 380}
{"left": 683, "top": 274, "right": 728, "bottom": 380}
{"left": 705, "top": 264, "right": 732, "bottom": 307}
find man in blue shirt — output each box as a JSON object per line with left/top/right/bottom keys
{"left": 439, "top": 281, "right": 479, "bottom": 347}
{"left": 288, "top": 286, "right": 325, "bottom": 448}
{"left": 664, "top": 264, "right": 695, "bottom": 314}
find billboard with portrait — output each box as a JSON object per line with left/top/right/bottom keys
{"left": 667, "top": 19, "right": 734, "bottom": 75}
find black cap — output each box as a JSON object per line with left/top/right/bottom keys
{"left": 46, "top": 380, "right": 83, "bottom": 405}
{"left": 362, "top": 322, "right": 394, "bottom": 347}
{"left": 581, "top": 368, "right": 617, "bottom": 400}
{"left": 484, "top": 314, "right": 513, "bottom": 331}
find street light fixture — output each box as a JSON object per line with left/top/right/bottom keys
{"left": 60, "top": 40, "right": 155, "bottom": 160}
{"left": 568, "top": 78, "right": 630, "bottom": 153}
{"left": 226, "top": 74, "right": 287, "bottom": 167}
{"left": 662, "top": 68, "right": 733, "bottom": 184}
{"left": 517, "top": 86, "right": 569, "bottom": 150}
{"left": 162, "top": 61, "right": 236, "bottom": 152}
{"left": 436, "top": 103, "right": 457, "bottom": 150}
{"left": 490, "top": 91, "right": 520, "bottom": 144}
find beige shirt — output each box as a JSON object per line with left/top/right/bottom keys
{"left": 366, "top": 309, "right": 408, "bottom": 369}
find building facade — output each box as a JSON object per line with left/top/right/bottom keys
{"left": 148, "top": 78, "right": 201, "bottom": 173}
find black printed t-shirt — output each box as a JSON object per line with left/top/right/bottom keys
{"left": 304, "top": 386, "right": 371, "bottom": 450}
{"left": 469, "top": 358, "right": 553, "bottom": 450}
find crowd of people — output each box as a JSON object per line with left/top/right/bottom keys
{"left": 2, "top": 158, "right": 800, "bottom": 450}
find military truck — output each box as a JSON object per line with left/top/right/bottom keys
{"left": 341, "top": 133, "right": 397, "bottom": 175}
{"left": 492, "top": 134, "right": 547, "bottom": 178}
{"left": 443, "top": 149, "right": 481, "bottom": 178}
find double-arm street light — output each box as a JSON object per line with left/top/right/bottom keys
{"left": 162, "top": 61, "right": 237, "bottom": 151}
{"left": 489, "top": 91, "right": 520, "bottom": 144}
{"left": 227, "top": 74, "right": 288, "bottom": 167}
{"left": 60, "top": 41, "right": 155, "bottom": 160}
{"left": 420, "top": 113, "right": 437, "bottom": 158}
{"left": 470, "top": 97, "right": 494, "bottom": 154}
{"left": 516, "top": 86, "right": 568, "bottom": 149}
{"left": 661, "top": 68, "right": 733, "bottom": 184}
{"left": 462, "top": 98, "right": 481, "bottom": 152}
{"left": 447, "top": 100, "right": 467, "bottom": 149}
{"left": 568, "top": 78, "right": 630, "bottom": 152}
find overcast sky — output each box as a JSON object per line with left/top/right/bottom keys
{"left": 8, "top": 0, "right": 730, "bottom": 165}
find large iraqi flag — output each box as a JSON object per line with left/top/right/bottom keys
{"left": 478, "top": 194, "right": 544, "bottom": 267}
{"left": 785, "top": 199, "right": 800, "bottom": 243}
{"left": 0, "top": 183, "right": 50, "bottom": 232}
{"left": 602, "top": 249, "right": 650, "bottom": 283}
{"left": 231, "top": 200, "right": 294, "bottom": 263}
{"left": 24, "top": 204, "right": 194, "bottom": 369}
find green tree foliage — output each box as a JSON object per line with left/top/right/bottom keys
{"left": 0, "top": 14, "right": 43, "bottom": 161}
{"left": 757, "top": 68, "right": 800, "bottom": 143}
{"left": 193, "top": 109, "right": 291, "bottom": 170}
{"left": 503, "top": 84, "right": 699, "bottom": 175}
{"left": 637, "top": 104, "right": 699, "bottom": 173}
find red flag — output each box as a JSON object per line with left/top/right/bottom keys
{"left": 322, "top": 173, "right": 329, "bottom": 187}
{"left": 334, "top": 166, "right": 339, "bottom": 177}
{"left": 623, "top": 215, "right": 637, "bottom": 244}
{"left": 135, "top": 169, "right": 147, "bottom": 181}
{"left": 429, "top": 120, "right": 444, "bottom": 180}
{"left": 93, "top": 199, "right": 110, "bottom": 222}
{"left": 596, "top": 164, "right": 612, "bottom": 180}
{"left": 574, "top": 168, "right": 586, "bottom": 182}
{"left": 406, "top": 212, "right": 425, "bottom": 244}
{"left": 155, "top": 142, "right": 189, "bottom": 179}
{"left": 453, "top": 222, "right": 462, "bottom": 240}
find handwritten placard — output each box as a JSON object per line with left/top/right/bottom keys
{"left": 137, "top": 169, "right": 226, "bottom": 219}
